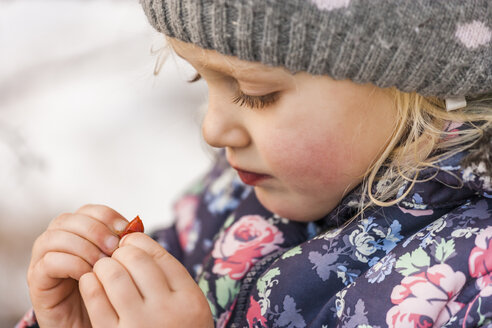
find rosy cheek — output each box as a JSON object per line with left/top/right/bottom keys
{"left": 263, "top": 128, "right": 346, "bottom": 188}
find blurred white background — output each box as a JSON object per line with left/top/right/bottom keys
{"left": 0, "top": 0, "right": 210, "bottom": 326}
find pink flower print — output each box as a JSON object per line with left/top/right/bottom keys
{"left": 16, "top": 309, "right": 37, "bottom": 328}
{"left": 468, "top": 226, "right": 492, "bottom": 280}
{"left": 308, "top": 0, "right": 350, "bottom": 11}
{"left": 212, "top": 215, "right": 284, "bottom": 280}
{"left": 442, "top": 121, "right": 464, "bottom": 142}
{"left": 444, "top": 121, "right": 464, "bottom": 132}
{"left": 398, "top": 206, "right": 434, "bottom": 217}
{"left": 247, "top": 296, "right": 268, "bottom": 327}
{"left": 461, "top": 228, "right": 492, "bottom": 324}
{"left": 463, "top": 272, "right": 492, "bottom": 325}
{"left": 386, "top": 264, "right": 465, "bottom": 328}
{"left": 477, "top": 274, "right": 492, "bottom": 296}
{"left": 455, "top": 21, "right": 492, "bottom": 49}
{"left": 174, "top": 195, "right": 200, "bottom": 253}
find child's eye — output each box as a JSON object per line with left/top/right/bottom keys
{"left": 188, "top": 72, "right": 278, "bottom": 110}
{"left": 231, "top": 91, "right": 279, "bottom": 110}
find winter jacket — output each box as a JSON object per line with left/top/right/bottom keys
{"left": 17, "top": 124, "right": 492, "bottom": 327}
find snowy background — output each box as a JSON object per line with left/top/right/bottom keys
{"left": 0, "top": 0, "right": 211, "bottom": 326}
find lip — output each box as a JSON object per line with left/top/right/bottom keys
{"left": 233, "top": 167, "right": 270, "bottom": 186}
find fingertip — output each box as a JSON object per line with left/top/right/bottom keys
{"left": 119, "top": 232, "right": 146, "bottom": 247}
{"left": 79, "top": 271, "right": 95, "bottom": 285}
{"left": 93, "top": 255, "right": 112, "bottom": 273}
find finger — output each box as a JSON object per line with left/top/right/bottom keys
{"left": 29, "top": 252, "right": 92, "bottom": 290}
{"left": 112, "top": 245, "right": 171, "bottom": 300}
{"left": 76, "top": 204, "right": 129, "bottom": 235}
{"left": 79, "top": 272, "right": 118, "bottom": 327}
{"left": 31, "top": 229, "right": 106, "bottom": 268}
{"left": 29, "top": 278, "right": 77, "bottom": 311}
{"left": 48, "top": 213, "right": 121, "bottom": 255}
{"left": 120, "top": 233, "right": 194, "bottom": 291}
{"left": 92, "top": 257, "right": 142, "bottom": 315}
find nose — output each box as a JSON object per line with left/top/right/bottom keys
{"left": 201, "top": 97, "right": 250, "bottom": 149}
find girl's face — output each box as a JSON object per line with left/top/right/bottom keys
{"left": 171, "top": 38, "right": 397, "bottom": 222}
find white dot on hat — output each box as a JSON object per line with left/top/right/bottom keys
{"left": 308, "top": 0, "right": 351, "bottom": 11}
{"left": 455, "top": 20, "right": 492, "bottom": 49}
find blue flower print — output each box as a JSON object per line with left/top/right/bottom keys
{"left": 379, "top": 220, "right": 403, "bottom": 253}
{"left": 364, "top": 253, "right": 396, "bottom": 283}
{"left": 413, "top": 193, "right": 424, "bottom": 204}
{"left": 337, "top": 265, "right": 361, "bottom": 286}
{"left": 204, "top": 168, "right": 251, "bottom": 216}
{"left": 347, "top": 218, "right": 378, "bottom": 263}
{"left": 306, "top": 222, "right": 320, "bottom": 240}
{"left": 275, "top": 295, "right": 306, "bottom": 328}
{"left": 309, "top": 247, "right": 341, "bottom": 281}
{"left": 462, "top": 199, "right": 491, "bottom": 220}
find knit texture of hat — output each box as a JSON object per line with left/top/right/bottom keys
{"left": 140, "top": 0, "right": 492, "bottom": 98}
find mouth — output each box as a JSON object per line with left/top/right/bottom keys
{"left": 233, "top": 167, "right": 270, "bottom": 186}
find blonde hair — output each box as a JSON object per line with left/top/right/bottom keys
{"left": 359, "top": 90, "right": 492, "bottom": 216}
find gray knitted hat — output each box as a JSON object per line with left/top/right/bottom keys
{"left": 140, "top": 0, "right": 492, "bottom": 98}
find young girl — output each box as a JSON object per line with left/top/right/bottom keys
{"left": 19, "top": 0, "right": 492, "bottom": 327}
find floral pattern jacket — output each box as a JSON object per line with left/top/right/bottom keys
{"left": 18, "top": 126, "right": 492, "bottom": 328}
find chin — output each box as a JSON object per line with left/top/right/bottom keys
{"left": 254, "top": 187, "right": 329, "bottom": 222}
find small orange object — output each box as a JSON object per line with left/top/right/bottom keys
{"left": 120, "top": 216, "right": 144, "bottom": 238}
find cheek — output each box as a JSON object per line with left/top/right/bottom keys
{"left": 262, "top": 125, "right": 347, "bottom": 189}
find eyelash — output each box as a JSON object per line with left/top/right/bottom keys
{"left": 188, "top": 73, "right": 279, "bottom": 110}
{"left": 231, "top": 91, "right": 279, "bottom": 110}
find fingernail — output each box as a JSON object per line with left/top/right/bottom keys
{"left": 113, "top": 219, "right": 128, "bottom": 233}
{"left": 105, "top": 235, "right": 119, "bottom": 251}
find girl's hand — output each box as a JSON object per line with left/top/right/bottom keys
{"left": 79, "top": 233, "right": 214, "bottom": 328}
{"left": 27, "top": 204, "right": 129, "bottom": 328}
